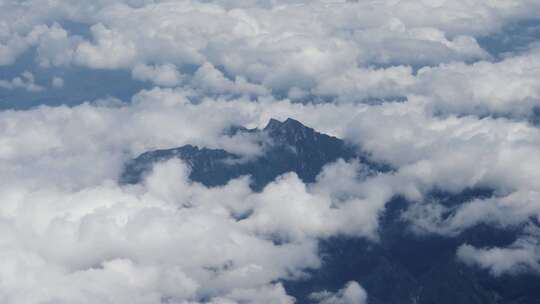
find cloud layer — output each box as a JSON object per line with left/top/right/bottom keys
{"left": 1, "top": 0, "right": 540, "bottom": 302}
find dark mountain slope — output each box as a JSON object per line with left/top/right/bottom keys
{"left": 120, "top": 118, "right": 540, "bottom": 304}
{"left": 121, "top": 118, "right": 367, "bottom": 191}
{"left": 286, "top": 193, "right": 540, "bottom": 304}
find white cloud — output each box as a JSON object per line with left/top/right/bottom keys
{"left": 0, "top": 23, "right": 78, "bottom": 66}
{"left": 402, "top": 190, "right": 540, "bottom": 237}
{"left": 52, "top": 76, "right": 64, "bottom": 88}
{"left": 74, "top": 23, "right": 138, "bottom": 69}
{"left": 0, "top": 151, "right": 387, "bottom": 303}
{"left": 192, "top": 62, "right": 269, "bottom": 97}
{"left": 4, "top": 0, "right": 534, "bottom": 103}
{"left": 0, "top": 158, "right": 322, "bottom": 303}
{"left": 339, "top": 97, "right": 540, "bottom": 240}
{"left": 211, "top": 283, "right": 295, "bottom": 304}
{"left": 34, "top": 23, "right": 81, "bottom": 67}
{"left": 132, "top": 63, "right": 183, "bottom": 87}
{"left": 1, "top": 0, "right": 540, "bottom": 298}
{"left": 0, "top": 90, "right": 388, "bottom": 303}
{"left": 310, "top": 281, "right": 368, "bottom": 304}
{"left": 412, "top": 49, "right": 540, "bottom": 116}
{"left": 0, "top": 71, "right": 44, "bottom": 92}
{"left": 457, "top": 235, "right": 540, "bottom": 276}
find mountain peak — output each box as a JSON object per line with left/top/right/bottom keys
{"left": 121, "top": 117, "right": 366, "bottom": 189}
{"left": 263, "top": 118, "right": 312, "bottom": 133}
{"left": 283, "top": 117, "right": 305, "bottom": 128}
{"left": 263, "top": 118, "right": 283, "bottom": 130}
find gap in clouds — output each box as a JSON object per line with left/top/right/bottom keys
{"left": 0, "top": 48, "right": 151, "bottom": 110}
{"left": 478, "top": 18, "right": 540, "bottom": 59}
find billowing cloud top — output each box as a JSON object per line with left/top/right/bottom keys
{"left": 1, "top": 0, "right": 540, "bottom": 303}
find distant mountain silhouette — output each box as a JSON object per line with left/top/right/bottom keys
{"left": 121, "top": 118, "right": 372, "bottom": 191}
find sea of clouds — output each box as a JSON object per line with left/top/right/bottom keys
{"left": 1, "top": 0, "right": 540, "bottom": 303}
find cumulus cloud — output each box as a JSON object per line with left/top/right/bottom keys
{"left": 0, "top": 88, "right": 391, "bottom": 303}
{"left": 0, "top": 22, "right": 79, "bottom": 66}
{"left": 0, "top": 88, "right": 364, "bottom": 189}
{"left": 457, "top": 235, "right": 540, "bottom": 276}
{"left": 345, "top": 98, "right": 540, "bottom": 190}
{"left": 0, "top": 158, "right": 322, "bottom": 303}
{"left": 337, "top": 97, "right": 540, "bottom": 262}
{"left": 211, "top": 283, "right": 295, "bottom": 304}
{"left": 1, "top": 0, "right": 539, "bottom": 119}
{"left": 34, "top": 23, "right": 82, "bottom": 67}
{"left": 2, "top": 82, "right": 540, "bottom": 293}
{"left": 74, "top": 23, "right": 138, "bottom": 69}
{"left": 191, "top": 62, "right": 269, "bottom": 97}
{"left": 1, "top": 0, "right": 540, "bottom": 301}
{"left": 0, "top": 146, "right": 388, "bottom": 303}
{"left": 310, "top": 281, "right": 368, "bottom": 304}
{"left": 412, "top": 48, "right": 540, "bottom": 117}
{"left": 0, "top": 71, "right": 44, "bottom": 92}
{"left": 4, "top": 0, "right": 537, "bottom": 104}
{"left": 132, "top": 63, "right": 184, "bottom": 87}
{"left": 52, "top": 76, "right": 64, "bottom": 88}
{"left": 402, "top": 190, "right": 540, "bottom": 237}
